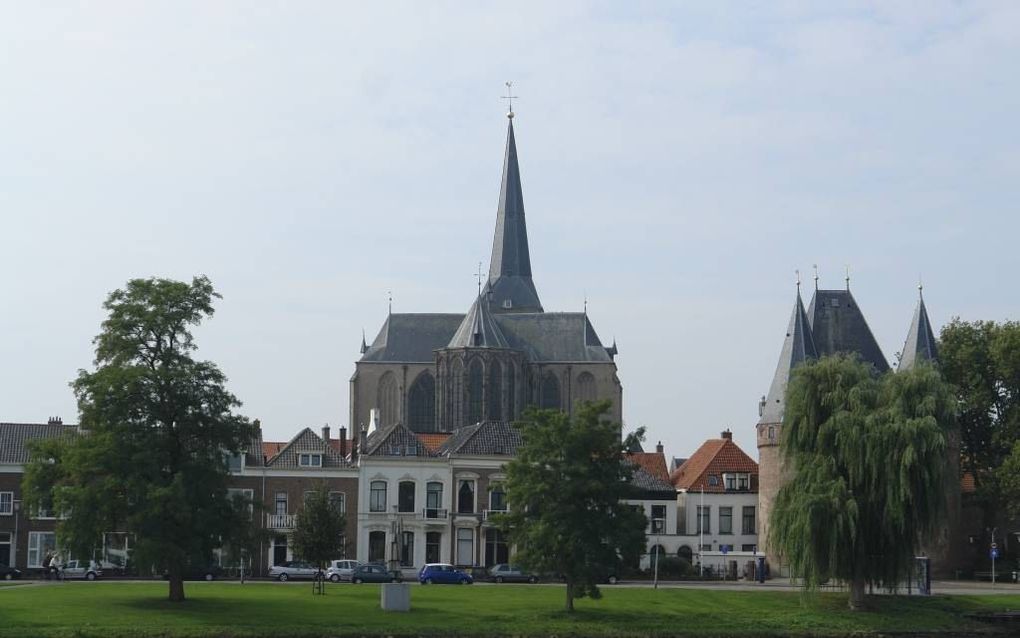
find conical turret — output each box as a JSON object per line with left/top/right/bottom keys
{"left": 759, "top": 287, "right": 817, "bottom": 425}
{"left": 899, "top": 286, "right": 938, "bottom": 370}
{"left": 448, "top": 293, "right": 510, "bottom": 349}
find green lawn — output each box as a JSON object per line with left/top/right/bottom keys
{"left": 0, "top": 582, "right": 1014, "bottom": 637}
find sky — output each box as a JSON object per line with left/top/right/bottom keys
{"left": 2, "top": 2, "right": 1019, "bottom": 460}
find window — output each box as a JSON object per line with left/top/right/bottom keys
{"left": 378, "top": 372, "right": 398, "bottom": 427}
{"left": 540, "top": 373, "right": 560, "bottom": 410}
{"left": 484, "top": 528, "right": 509, "bottom": 566}
{"left": 678, "top": 545, "right": 693, "bottom": 562}
{"left": 425, "top": 532, "right": 441, "bottom": 564}
{"left": 226, "top": 453, "right": 244, "bottom": 473}
{"left": 400, "top": 531, "right": 414, "bottom": 567}
{"left": 707, "top": 475, "right": 719, "bottom": 487}
{"left": 742, "top": 544, "right": 757, "bottom": 552}
{"left": 738, "top": 474, "right": 750, "bottom": 491}
{"left": 426, "top": 481, "right": 443, "bottom": 516}
{"left": 699, "top": 544, "right": 712, "bottom": 552}
{"left": 488, "top": 484, "right": 507, "bottom": 512}
{"left": 370, "top": 481, "right": 387, "bottom": 512}
{"left": 487, "top": 361, "right": 502, "bottom": 421}
{"left": 457, "top": 480, "right": 475, "bottom": 514}
{"left": 724, "top": 474, "right": 736, "bottom": 491}
{"left": 274, "top": 492, "right": 288, "bottom": 516}
{"left": 227, "top": 488, "right": 254, "bottom": 519}
{"left": 719, "top": 507, "right": 733, "bottom": 535}
{"left": 298, "top": 453, "right": 322, "bottom": 467}
{"left": 398, "top": 481, "right": 415, "bottom": 513}
{"left": 0, "top": 532, "right": 10, "bottom": 567}
{"left": 456, "top": 528, "right": 473, "bottom": 566}
{"left": 329, "top": 491, "right": 346, "bottom": 514}
{"left": 408, "top": 372, "right": 436, "bottom": 432}
{"left": 576, "top": 371, "right": 597, "bottom": 403}
{"left": 767, "top": 426, "right": 775, "bottom": 441}
{"left": 368, "top": 531, "right": 386, "bottom": 563}
{"left": 28, "top": 532, "right": 56, "bottom": 567}
{"left": 0, "top": 492, "right": 12, "bottom": 516}
{"left": 742, "top": 506, "right": 756, "bottom": 535}
{"left": 696, "top": 506, "right": 710, "bottom": 534}
{"left": 650, "top": 505, "right": 666, "bottom": 534}
{"left": 467, "top": 360, "right": 484, "bottom": 424}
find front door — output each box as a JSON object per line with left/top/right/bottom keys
{"left": 0, "top": 532, "right": 10, "bottom": 566}
{"left": 272, "top": 536, "right": 287, "bottom": 566}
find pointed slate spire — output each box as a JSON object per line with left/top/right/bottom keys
{"left": 807, "top": 288, "right": 890, "bottom": 372}
{"left": 487, "top": 118, "right": 543, "bottom": 313}
{"left": 899, "top": 285, "right": 938, "bottom": 371}
{"left": 360, "top": 329, "right": 368, "bottom": 354}
{"left": 759, "top": 287, "right": 817, "bottom": 425}
{"left": 448, "top": 294, "right": 510, "bottom": 349}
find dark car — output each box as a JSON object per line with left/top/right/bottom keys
{"left": 419, "top": 563, "right": 473, "bottom": 585}
{"left": 0, "top": 564, "right": 21, "bottom": 581}
{"left": 350, "top": 564, "right": 401, "bottom": 584}
{"left": 162, "top": 564, "right": 225, "bottom": 581}
{"left": 488, "top": 563, "right": 538, "bottom": 584}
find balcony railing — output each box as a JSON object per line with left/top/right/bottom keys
{"left": 419, "top": 508, "right": 448, "bottom": 520}
{"left": 482, "top": 508, "right": 508, "bottom": 521}
{"left": 265, "top": 513, "right": 296, "bottom": 529}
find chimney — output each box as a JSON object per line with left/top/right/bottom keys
{"left": 253, "top": 418, "right": 262, "bottom": 433}
{"left": 721, "top": 429, "right": 732, "bottom": 440}
{"left": 655, "top": 441, "right": 664, "bottom": 455}
{"left": 321, "top": 424, "right": 331, "bottom": 444}
{"left": 47, "top": 416, "right": 62, "bottom": 425}
{"left": 368, "top": 409, "right": 380, "bottom": 435}
{"left": 358, "top": 422, "right": 368, "bottom": 457}
{"left": 339, "top": 426, "right": 348, "bottom": 458}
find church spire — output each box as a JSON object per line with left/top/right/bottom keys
{"left": 898, "top": 284, "right": 938, "bottom": 371}
{"left": 759, "top": 283, "right": 817, "bottom": 425}
{"left": 487, "top": 116, "right": 543, "bottom": 313}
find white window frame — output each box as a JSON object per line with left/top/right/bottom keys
{"left": 370, "top": 481, "right": 387, "bottom": 512}
{"left": 28, "top": 531, "right": 56, "bottom": 568}
{"left": 0, "top": 491, "right": 12, "bottom": 516}
{"left": 456, "top": 528, "right": 473, "bottom": 566}
{"left": 738, "top": 474, "right": 750, "bottom": 491}
{"left": 330, "top": 491, "right": 346, "bottom": 514}
{"left": 298, "top": 453, "right": 322, "bottom": 467}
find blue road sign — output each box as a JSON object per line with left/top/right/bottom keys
{"left": 991, "top": 548, "right": 999, "bottom": 560}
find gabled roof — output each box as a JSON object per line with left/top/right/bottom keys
{"left": 359, "top": 313, "right": 464, "bottom": 362}
{"left": 899, "top": 289, "right": 938, "bottom": 371}
{"left": 0, "top": 422, "right": 77, "bottom": 465}
{"left": 760, "top": 289, "right": 817, "bottom": 425}
{"left": 364, "top": 422, "right": 439, "bottom": 457}
{"left": 626, "top": 451, "right": 671, "bottom": 484}
{"left": 807, "top": 289, "right": 889, "bottom": 373}
{"left": 447, "top": 294, "right": 510, "bottom": 349}
{"left": 265, "top": 427, "right": 350, "bottom": 468}
{"left": 670, "top": 437, "right": 758, "bottom": 493}
{"left": 487, "top": 119, "right": 543, "bottom": 314}
{"left": 437, "top": 421, "right": 522, "bottom": 457}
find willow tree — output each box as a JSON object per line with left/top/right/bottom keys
{"left": 771, "top": 354, "right": 954, "bottom": 610}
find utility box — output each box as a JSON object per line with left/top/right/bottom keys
{"left": 380, "top": 583, "right": 411, "bottom": 612}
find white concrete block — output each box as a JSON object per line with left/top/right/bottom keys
{"left": 380, "top": 582, "right": 411, "bottom": 612}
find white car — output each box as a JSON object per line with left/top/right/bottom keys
{"left": 269, "top": 560, "right": 323, "bottom": 582}
{"left": 61, "top": 560, "right": 102, "bottom": 581}
{"left": 326, "top": 559, "right": 360, "bottom": 583}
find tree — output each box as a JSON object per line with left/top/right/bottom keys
{"left": 939, "top": 320, "right": 1020, "bottom": 521}
{"left": 771, "top": 355, "right": 955, "bottom": 610}
{"left": 290, "top": 484, "right": 347, "bottom": 595}
{"left": 22, "top": 276, "right": 253, "bottom": 602}
{"left": 500, "top": 401, "right": 647, "bottom": 612}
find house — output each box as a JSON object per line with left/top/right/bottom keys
{"left": 670, "top": 430, "right": 759, "bottom": 576}
{"left": 625, "top": 442, "right": 683, "bottom": 569}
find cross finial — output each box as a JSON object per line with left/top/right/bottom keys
{"left": 813, "top": 264, "right": 819, "bottom": 290}
{"left": 583, "top": 293, "right": 588, "bottom": 315}
{"left": 795, "top": 269, "right": 801, "bottom": 292}
{"left": 502, "top": 81, "right": 518, "bottom": 119}
{"left": 475, "top": 261, "right": 484, "bottom": 297}
{"left": 387, "top": 290, "right": 392, "bottom": 315}
{"left": 918, "top": 274, "right": 924, "bottom": 300}
{"left": 845, "top": 265, "right": 851, "bottom": 291}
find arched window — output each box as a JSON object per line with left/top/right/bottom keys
{"left": 507, "top": 363, "right": 516, "bottom": 421}
{"left": 451, "top": 359, "right": 464, "bottom": 426}
{"left": 487, "top": 361, "right": 502, "bottom": 421}
{"left": 408, "top": 371, "right": 436, "bottom": 432}
{"left": 678, "top": 545, "right": 693, "bottom": 563}
{"left": 467, "top": 360, "right": 484, "bottom": 424}
{"left": 576, "top": 371, "right": 597, "bottom": 403}
{"left": 377, "top": 371, "right": 398, "bottom": 426}
{"left": 457, "top": 479, "right": 475, "bottom": 514}
{"left": 540, "top": 372, "right": 561, "bottom": 410}
{"left": 649, "top": 545, "right": 667, "bottom": 561}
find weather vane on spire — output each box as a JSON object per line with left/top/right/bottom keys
{"left": 813, "top": 264, "right": 819, "bottom": 290}
{"left": 795, "top": 269, "right": 801, "bottom": 291}
{"left": 475, "top": 261, "right": 484, "bottom": 297}
{"left": 502, "top": 81, "right": 518, "bottom": 119}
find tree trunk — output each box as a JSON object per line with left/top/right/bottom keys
{"left": 565, "top": 582, "right": 574, "bottom": 613}
{"left": 168, "top": 565, "right": 186, "bottom": 602}
{"left": 848, "top": 576, "right": 866, "bottom": 611}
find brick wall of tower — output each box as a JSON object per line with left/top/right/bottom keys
{"left": 756, "top": 421, "right": 789, "bottom": 570}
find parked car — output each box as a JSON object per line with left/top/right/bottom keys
{"left": 0, "top": 564, "right": 21, "bottom": 580}
{"left": 162, "top": 565, "right": 225, "bottom": 581}
{"left": 350, "top": 564, "right": 401, "bottom": 584}
{"left": 326, "top": 559, "right": 360, "bottom": 583}
{"left": 61, "top": 560, "right": 102, "bottom": 581}
{"left": 488, "top": 564, "right": 538, "bottom": 584}
{"left": 418, "top": 563, "right": 473, "bottom": 585}
{"left": 269, "top": 561, "right": 324, "bottom": 582}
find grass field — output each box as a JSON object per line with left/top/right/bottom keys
{"left": 0, "top": 582, "right": 1015, "bottom": 637}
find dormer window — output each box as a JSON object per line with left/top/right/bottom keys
{"left": 724, "top": 474, "right": 736, "bottom": 491}
{"left": 226, "top": 453, "right": 244, "bottom": 473}
{"left": 707, "top": 475, "right": 719, "bottom": 487}
{"left": 299, "top": 453, "right": 322, "bottom": 467}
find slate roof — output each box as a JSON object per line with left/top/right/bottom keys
{"left": 265, "top": 427, "right": 351, "bottom": 468}
{"left": 627, "top": 463, "right": 677, "bottom": 498}
{"left": 760, "top": 289, "right": 817, "bottom": 425}
{"left": 0, "top": 422, "right": 77, "bottom": 465}
{"left": 244, "top": 423, "right": 265, "bottom": 467}
{"left": 807, "top": 289, "right": 890, "bottom": 372}
{"left": 360, "top": 313, "right": 464, "bottom": 362}
{"left": 899, "top": 290, "right": 938, "bottom": 371}
{"left": 448, "top": 295, "right": 511, "bottom": 349}
{"left": 488, "top": 119, "right": 543, "bottom": 314}
{"left": 670, "top": 457, "right": 688, "bottom": 474}
{"left": 364, "top": 422, "right": 439, "bottom": 457}
{"left": 670, "top": 437, "right": 758, "bottom": 493}
{"left": 627, "top": 451, "right": 671, "bottom": 484}
{"left": 437, "top": 421, "right": 522, "bottom": 457}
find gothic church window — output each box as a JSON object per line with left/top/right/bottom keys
{"left": 507, "top": 364, "right": 516, "bottom": 421}
{"left": 467, "top": 360, "right": 484, "bottom": 424}
{"left": 576, "top": 371, "right": 596, "bottom": 403}
{"left": 540, "top": 372, "right": 561, "bottom": 410}
{"left": 377, "top": 372, "right": 398, "bottom": 427}
{"left": 408, "top": 371, "right": 436, "bottom": 432}
{"left": 487, "top": 361, "right": 502, "bottom": 421}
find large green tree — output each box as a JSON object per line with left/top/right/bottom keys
{"left": 500, "top": 401, "right": 647, "bottom": 613}
{"left": 23, "top": 276, "right": 253, "bottom": 601}
{"left": 290, "top": 484, "right": 347, "bottom": 595}
{"left": 939, "top": 320, "right": 1020, "bottom": 520}
{"left": 771, "top": 355, "right": 955, "bottom": 610}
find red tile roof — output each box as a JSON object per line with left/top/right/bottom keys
{"left": 627, "top": 451, "right": 671, "bottom": 483}
{"left": 262, "top": 441, "right": 286, "bottom": 460}
{"left": 416, "top": 432, "right": 452, "bottom": 453}
{"left": 670, "top": 437, "right": 758, "bottom": 493}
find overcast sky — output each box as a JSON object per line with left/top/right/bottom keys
{"left": 2, "top": 2, "right": 1018, "bottom": 459}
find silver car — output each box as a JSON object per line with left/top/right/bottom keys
{"left": 326, "top": 559, "right": 360, "bottom": 583}
{"left": 61, "top": 560, "right": 102, "bottom": 581}
{"left": 269, "top": 560, "right": 323, "bottom": 582}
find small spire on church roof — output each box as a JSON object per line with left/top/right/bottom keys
{"left": 845, "top": 265, "right": 851, "bottom": 291}
{"left": 387, "top": 290, "right": 392, "bottom": 316}
{"left": 813, "top": 264, "right": 819, "bottom": 290}
{"left": 899, "top": 282, "right": 938, "bottom": 371}
{"left": 360, "top": 329, "right": 368, "bottom": 354}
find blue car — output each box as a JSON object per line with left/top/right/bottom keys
{"left": 418, "top": 563, "right": 473, "bottom": 585}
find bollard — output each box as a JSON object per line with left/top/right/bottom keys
{"left": 381, "top": 582, "right": 411, "bottom": 612}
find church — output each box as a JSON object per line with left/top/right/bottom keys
{"left": 349, "top": 112, "right": 623, "bottom": 433}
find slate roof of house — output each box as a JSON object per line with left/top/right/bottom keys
{"left": 448, "top": 294, "right": 511, "bottom": 349}
{"left": 760, "top": 289, "right": 817, "bottom": 425}
{"left": 627, "top": 451, "right": 671, "bottom": 483}
{"left": 807, "top": 289, "right": 889, "bottom": 372}
{"left": 0, "top": 422, "right": 77, "bottom": 465}
{"left": 899, "top": 290, "right": 938, "bottom": 371}
{"left": 364, "top": 422, "right": 439, "bottom": 457}
{"left": 244, "top": 424, "right": 265, "bottom": 467}
{"left": 265, "top": 427, "right": 351, "bottom": 468}
{"left": 670, "top": 437, "right": 758, "bottom": 493}
{"left": 625, "top": 450, "right": 675, "bottom": 498}
{"left": 670, "top": 457, "right": 688, "bottom": 473}
{"left": 437, "top": 421, "right": 522, "bottom": 457}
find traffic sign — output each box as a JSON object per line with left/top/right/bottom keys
{"left": 991, "top": 542, "right": 998, "bottom": 550}
{"left": 991, "top": 548, "right": 999, "bottom": 560}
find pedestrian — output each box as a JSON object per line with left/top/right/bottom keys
{"left": 42, "top": 553, "right": 52, "bottom": 580}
